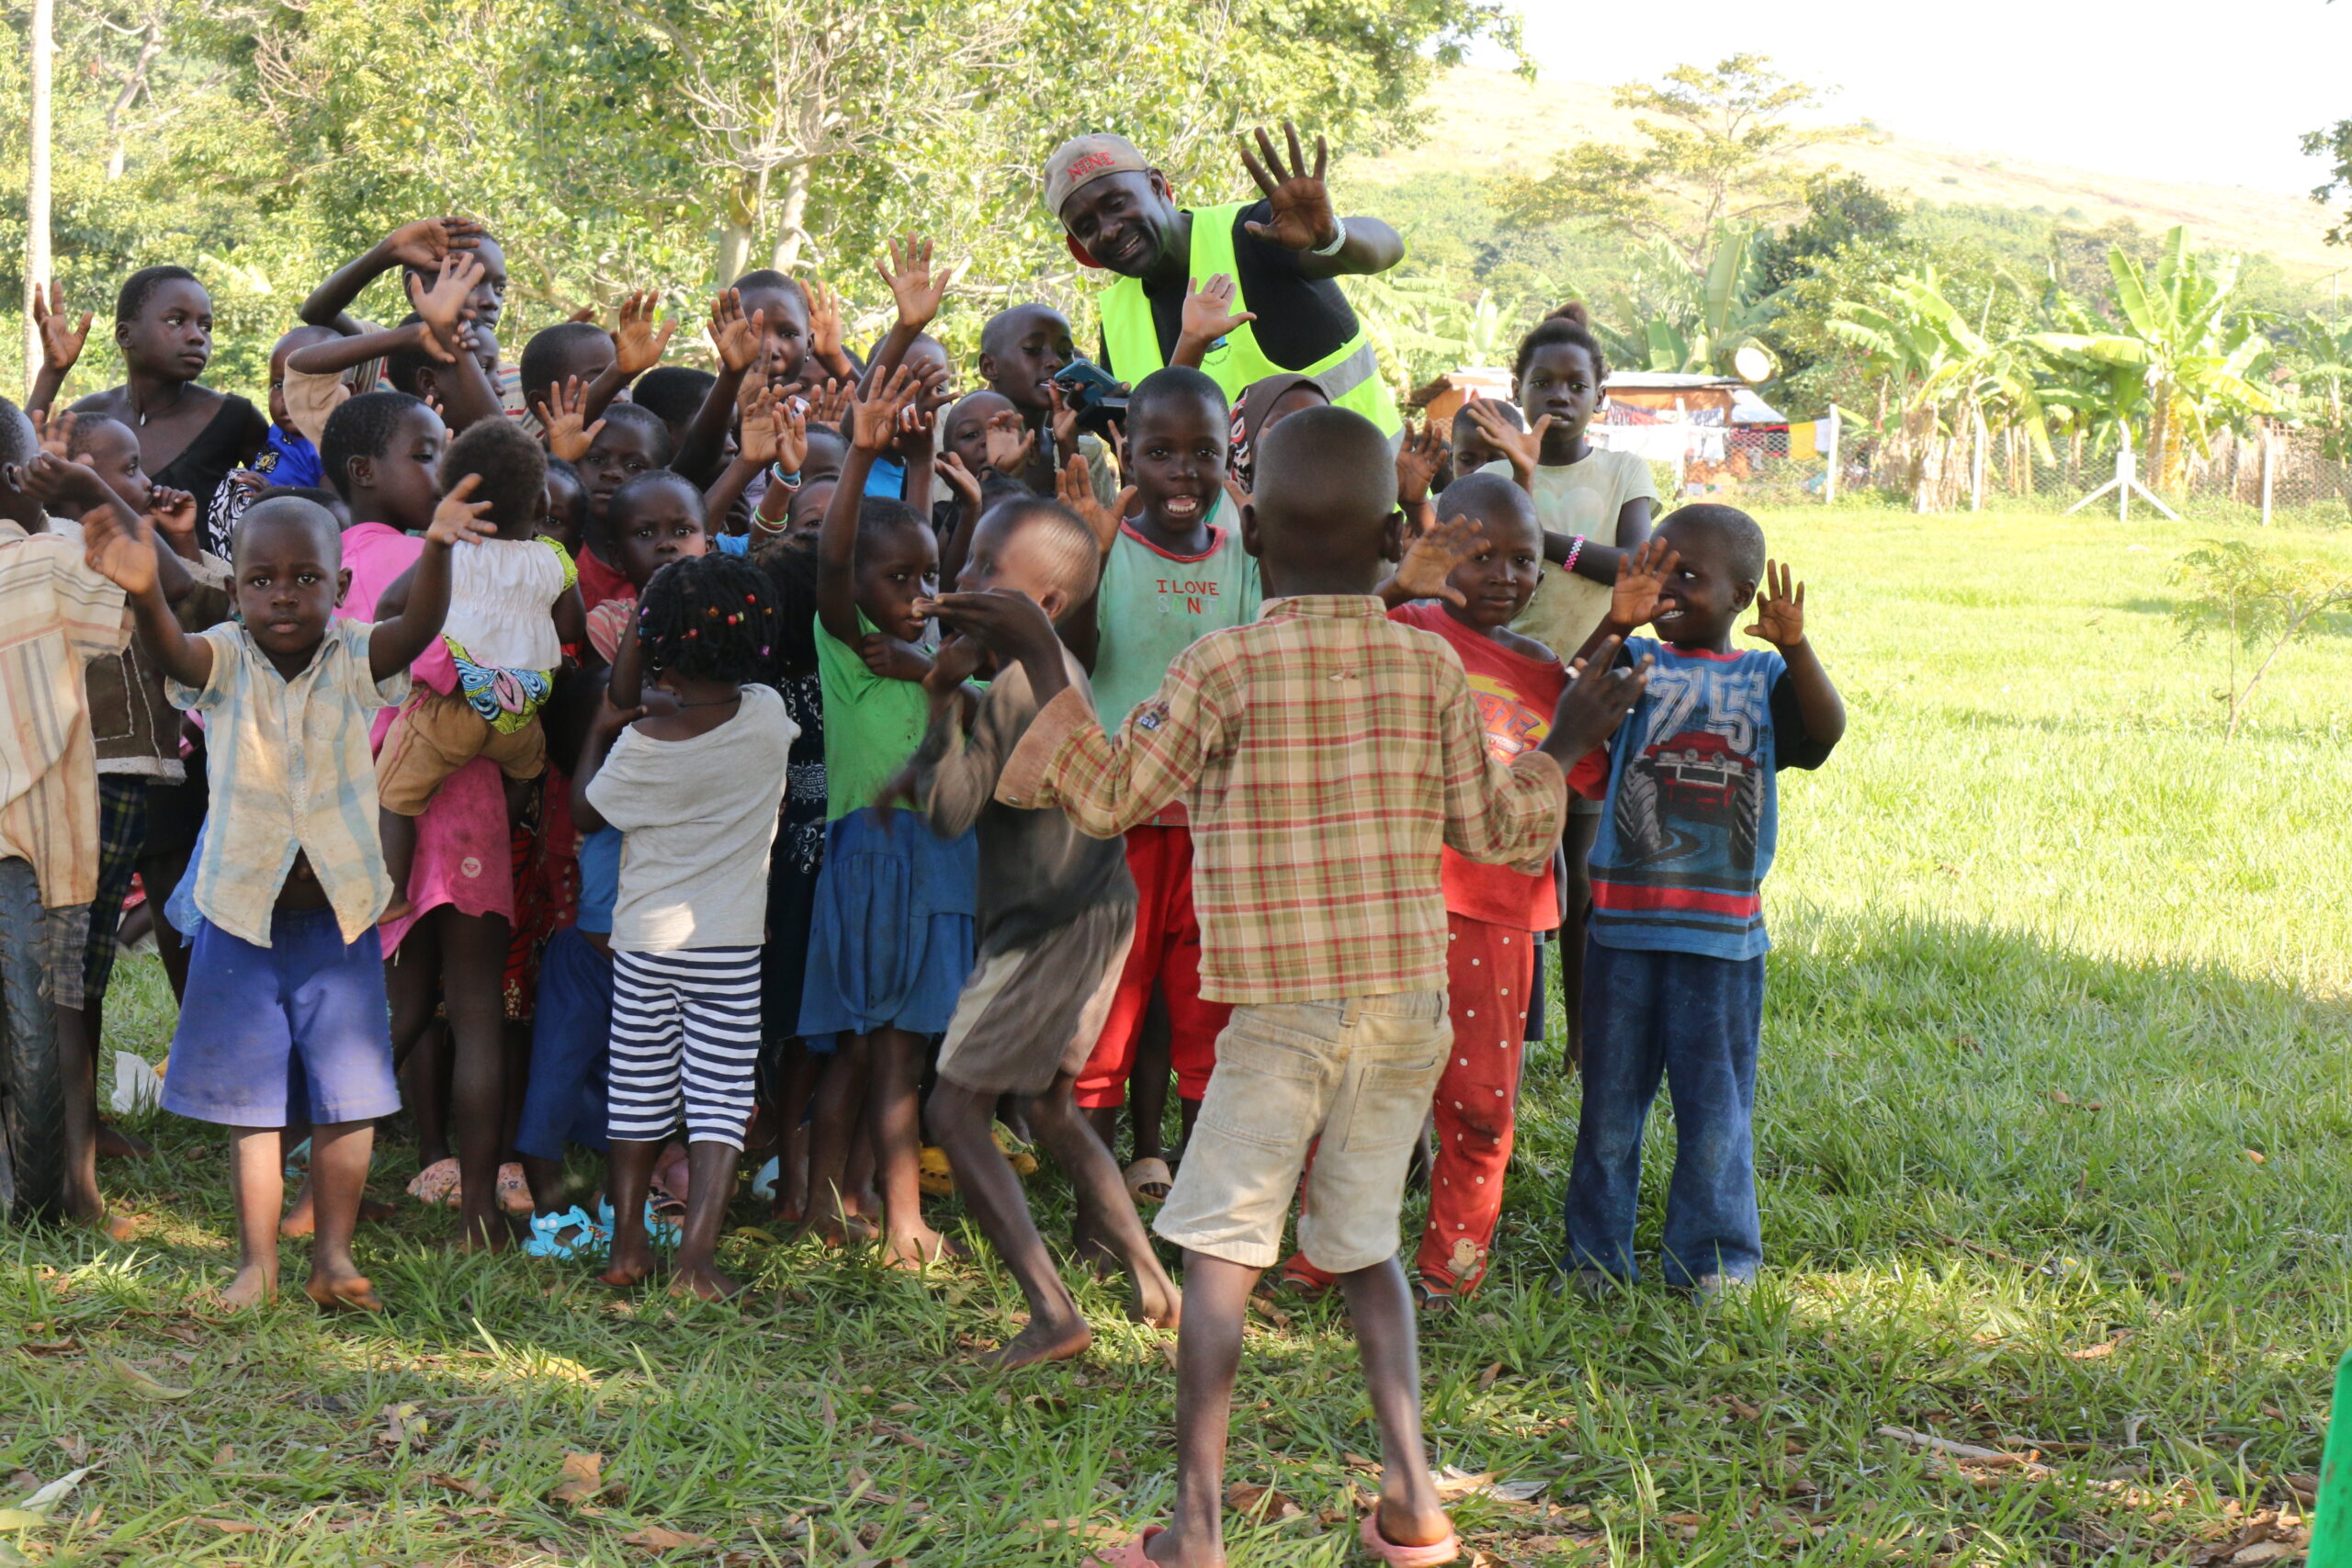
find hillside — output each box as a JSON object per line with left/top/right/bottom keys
{"left": 1353, "top": 68, "right": 2346, "bottom": 282}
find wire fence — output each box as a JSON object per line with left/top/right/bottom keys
{"left": 1611, "top": 417, "right": 2352, "bottom": 527}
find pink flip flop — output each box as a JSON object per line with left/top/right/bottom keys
{"left": 1359, "top": 1514, "right": 1461, "bottom": 1566}
{"left": 1084, "top": 1525, "right": 1164, "bottom": 1567}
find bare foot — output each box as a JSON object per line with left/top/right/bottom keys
{"left": 359, "top": 1192, "right": 396, "bottom": 1223}
{"left": 1069, "top": 1213, "right": 1123, "bottom": 1279}
{"left": 279, "top": 1187, "right": 315, "bottom": 1237}
{"left": 977, "top": 1314, "right": 1091, "bottom": 1371}
{"left": 795, "top": 1211, "right": 876, "bottom": 1249}
{"left": 1129, "top": 1272, "right": 1182, "bottom": 1331}
{"left": 455, "top": 1208, "right": 519, "bottom": 1253}
{"left": 599, "top": 1238, "right": 659, "bottom": 1288}
{"left": 66, "top": 1196, "right": 137, "bottom": 1240}
{"left": 1143, "top": 1524, "right": 1221, "bottom": 1567}
{"left": 668, "top": 1262, "right": 743, "bottom": 1302}
{"left": 1374, "top": 1495, "right": 1456, "bottom": 1553}
{"left": 220, "top": 1263, "right": 277, "bottom": 1311}
{"left": 303, "top": 1273, "right": 386, "bottom": 1313}
{"left": 881, "top": 1225, "right": 963, "bottom": 1270}
{"left": 96, "top": 1122, "right": 153, "bottom": 1159}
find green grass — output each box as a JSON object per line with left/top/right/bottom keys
{"left": 5, "top": 507, "right": 2349, "bottom": 1566}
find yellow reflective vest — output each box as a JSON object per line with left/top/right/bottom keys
{"left": 1096, "top": 201, "right": 1401, "bottom": 438}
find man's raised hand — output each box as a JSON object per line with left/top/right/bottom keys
{"left": 1238, "top": 121, "right": 1338, "bottom": 252}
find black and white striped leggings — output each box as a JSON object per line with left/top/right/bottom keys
{"left": 607, "top": 947, "right": 763, "bottom": 1149}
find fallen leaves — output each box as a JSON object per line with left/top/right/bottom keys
{"left": 622, "top": 1524, "right": 714, "bottom": 1551}
{"left": 1223, "top": 1482, "right": 1303, "bottom": 1521}
{"left": 427, "top": 1472, "right": 494, "bottom": 1501}
{"left": 1019, "top": 1517, "right": 1131, "bottom": 1548}
{"left": 197, "top": 1517, "right": 259, "bottom": 1534}
{"left": 550, "top": 1451, "right": 619, "bottom": 1506}
{"left": 0, "top": 1468, "right": 91, "bottom": 1532}
{"left": 2069, "top": 1332, "right": 2133, "bottom": 1359}
{"left": 99, "top": 1356, "right": 189, "bottom": 1401}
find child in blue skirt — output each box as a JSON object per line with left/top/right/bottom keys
{"left": 798, "top": 365, "right": 975, "bottom": 1267}
{"left": 87, "top": 484, "right": 484, "bottom": 1311}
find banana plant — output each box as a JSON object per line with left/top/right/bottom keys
{"left": 1583, "top": 226, "right": 1776, "bottom": 375}
{"left": 1829, "top": 268, "right": 2052, "bottom": 452}
{"left": 2022, "top": 227, "right": 2283, "bottom": 485}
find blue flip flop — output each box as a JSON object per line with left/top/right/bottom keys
{"left": 524, "top": 1205, "right": 610, "bottom": 1259}
{"left": 598, "top": 1198, "right": 682, "bottom": 1249}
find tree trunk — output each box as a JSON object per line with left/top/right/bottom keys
{"left": 770, "top": 164, "right": 812, "bottom": 273}
{"left": 23, "top": 0, "right": 52, "bottom": 390}
{"left": 712, "top": 171, "right": 764, "bottom": 287}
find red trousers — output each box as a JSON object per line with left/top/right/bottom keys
{"left": 1276, "top": 912, "right": 1536, "bottom": 1296}
{"left": 1416, "top": 913, "right": 1536, "bottom": 1292}
{"left": 1073, "top": 824, "right": 1233, "bottom": 1110}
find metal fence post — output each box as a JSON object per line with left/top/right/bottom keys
{"left": 2260, "top": 426, "right": 2275, "bottom": 527}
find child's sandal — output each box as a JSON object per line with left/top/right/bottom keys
{"left": 523, "top": 1206, "right": 610, "bottom": 1259}
{"left": 1122, "top": 1157, "right": 1174, "bottom": 1205}
{"left": 495, "top": 1162, "right": 535, "bottom": 1215}
{"left": 406, "top": 1157, "right": 460, "bottom": 1209}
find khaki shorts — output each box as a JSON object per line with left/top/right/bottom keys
{"left": 376, "top": 688, "right": 545, "bottom": 817}
{"left": 935, "top": 901, "right": 1135, "bottom": 1098}
{"left": 1155, "top": 990, "right": 1450, "bottom": 1273}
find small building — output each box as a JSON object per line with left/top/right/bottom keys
{"left": 1405, "top": 368, "right": 1514, "bottom": 427}
{"left": 1599, "top": 373, "right": 1784, "bottom": 427}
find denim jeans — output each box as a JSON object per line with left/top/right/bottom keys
{"left": 1561, "top": 939, "right": 1765, "bottom": 1287}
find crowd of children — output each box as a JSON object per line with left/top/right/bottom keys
{"left": 5, "top": 178, "right": 1844, "bottom": 1564}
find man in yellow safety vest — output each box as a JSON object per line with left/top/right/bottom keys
{"left": 1044, "top": 122, "right": 1405, "bottom": 440}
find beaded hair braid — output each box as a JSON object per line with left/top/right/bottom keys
{"left": 635, "top": 551, "right": 781, "bottom": 685}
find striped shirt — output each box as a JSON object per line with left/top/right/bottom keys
{"left": 996, "top": 594, "right": 1566, "bottom": 1005}
{"left": 0, "top": 521, "right": 131, "bottom": 908}
{"left": 167, "top": 618, "right": 410, "bottom": 946}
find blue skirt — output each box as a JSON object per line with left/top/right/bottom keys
{"left": 795, "top": 807, "right": 976, "bottom": 1052}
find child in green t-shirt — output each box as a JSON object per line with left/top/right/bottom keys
{"left": 797, "top": 362, "right": 976, "bottom": 1269}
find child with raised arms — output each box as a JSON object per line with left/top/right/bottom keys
{"left": 890, "top": 494, "right": 1182, "bottom": 1366}
{"left": 571, "top": 552, "right": 795, "bottom": 1300}
{"left": 1057, "top": 366, "right": 1257, "bottom": 1207}
{"left": 85, "top": 479, "right": 486, "bottom": 1310}
{"left": 1465, "top": 303, "right": 1657, "bottom": 1068}
{"left": 1559, "top": 506, "right": 1844, "bottom": 1300}
{"left": 943, "top": 404, "right": 1651, "bottom": 1568}
{"left": 796, "top": 366, "right": 975, "bottom": 1267}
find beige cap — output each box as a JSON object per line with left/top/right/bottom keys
{"left": 1043, "top": 133, "right": 1150, "bottom": 220}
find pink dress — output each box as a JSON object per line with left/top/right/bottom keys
{"left": 338, "top": 523, "right": 514, "bottom": 952}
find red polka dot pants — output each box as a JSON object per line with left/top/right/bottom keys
{"left": 1416, "top": 912, "right": 1535, "bottom": 1295}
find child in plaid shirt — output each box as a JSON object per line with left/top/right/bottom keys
{"left": 937, "top": 405, "right": 1653, "bottom": 1568}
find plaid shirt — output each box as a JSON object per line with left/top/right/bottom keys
{"left": 0, "top": 521, "right": 130, "bottom": 909}
{"left": 168, "top": 618, "right": 410, "bottom": 946}
{"left": 997, "top": 594, "right": 1566, "bottom": 1005}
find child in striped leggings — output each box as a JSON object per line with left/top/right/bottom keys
{"left": 572, "top": 552, "right": 796, "bottom": 1301}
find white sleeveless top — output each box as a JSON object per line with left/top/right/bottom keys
{"left": 445, "top": 536, "right": 575, "bottom": 673}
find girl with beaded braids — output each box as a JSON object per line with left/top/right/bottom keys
{"left": 571, "top": 552, "right": 797, "bottom": 1301}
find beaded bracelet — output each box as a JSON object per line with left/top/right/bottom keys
{"left": 1564, "top": 535, "right": 1587, "bottom": 575}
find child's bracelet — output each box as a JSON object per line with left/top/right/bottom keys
{"left": 1564, "top": 535, "right": 1587, "bottom": 575}
{"left": 768, "top": 463, "right": 802, "bottom": 491}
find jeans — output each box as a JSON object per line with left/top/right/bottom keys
{"left": 1561, "top": 939, "right": 1765, "bottom": 1287}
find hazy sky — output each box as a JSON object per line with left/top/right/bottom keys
{"left": 1474, "top": 0, "right": 2347, "bottom": 197}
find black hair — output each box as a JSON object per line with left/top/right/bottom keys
{"left": 442, "top": 417, "right": 548, "bottom": 535}
{"left": 1660, "top": 502, "right": 1767, "bottom": 583}
{"left": 1453, "top": 399, "right": 1524, "bottom": 434}
{"left": 1512, "top": 301, "right": 1607, "bottom": 387}
{"left": 752, "top": 532, "right": 820, "bottom": 677}
{"left": 251, "top": 484, "right": 346, "bottom": 513}
{"left": 382, "top": 314, "right": 442, "bottom": 397}
{"left": 729, "top": 269, "right": 807, "bottom": 310}
{"left": 0, "top": 395, "right": 34, "bottom": 469}
{"left": 1435, "top": 471, "right": 1536, "bottom": 530}
{"left": 594, "top": 468, "right": 706, "bottom": 547}
{"left": 64, "top": 415, "right": 136, "bottom": 460}
{"left": 630, "top": 367, "right": 718, "bottom": 429}
{"left": 593, "top": 401, "right": 673, "bottom": 466}
{"left": 1253, "top": 405, "right": 1393, "bottom": 523}
{"left": 321, "top": 390, "right": 430, "bottom": 501}
{"left": 636, "top": 551, "right": 780, "bottom": 685}
{"left": 545, "top": 454, "right": 583, "bottom": 496}
{"left": 856, "top": 495, "right": 927, "bottom": 550}
{"left": 234, "top": 494, "right": 342, "bottom": 565}
{"left": 517, "top": 321, "right": 611, "bottom": 405}
{"left": 978, "top": 303, "right": 1068, "bottom": 360}
{"left": 116, "top": 265, "right": 200, "bottom": 324}
{"left": 974, "top": 493, "right": 1101, "bottom": 606}
{"left": 1127, "top": 365, "right": 1227, "bottom": 425}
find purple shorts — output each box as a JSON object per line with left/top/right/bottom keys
{"left": 160, "top": 905, "right": 401, "bottom": 1128}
